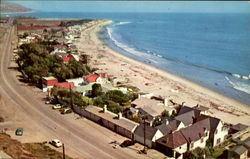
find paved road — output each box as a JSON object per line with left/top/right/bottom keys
{"left": 0, "top": 24, "right": 148, "bottom": 159}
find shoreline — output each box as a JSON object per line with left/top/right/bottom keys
{"left": 1, "top": 11, "right": 34, "bottom": 15}
{"left": 75, "top": 20, "right": 250, "bottom": 125}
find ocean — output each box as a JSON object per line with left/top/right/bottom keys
{"left": 7, "top": 12, "right": 250, "bottom": 105}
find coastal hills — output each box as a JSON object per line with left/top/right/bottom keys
{"left": 0, "top": 2, "right": 32, "bottom": 14}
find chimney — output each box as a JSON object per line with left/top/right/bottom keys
{"left": 118, "top": 112, "right": 122, "bottom": 119}
{"left": 164, "top": 98, "right": 168, "bottom": 106}
{"left": 103, "top": 104, "right": 107, "bottom": 113}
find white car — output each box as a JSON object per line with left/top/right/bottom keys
{"left": 52, "top": 104, "right": 62, "bottom": 109}
{"left": 50, "top": 139, "right": 62, "bottom": 148}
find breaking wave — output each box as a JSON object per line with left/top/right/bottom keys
{"left": 115, "top": 21, "right": 131, "bottom": 26}
{"left": 225, "top": 76, "right": 250, "bottom": 95}
{"left": 106, "top": 26, "right": 158, "bottom": 64}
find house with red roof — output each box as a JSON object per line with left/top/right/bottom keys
{"left": 83, "top": 73, "right": 107, "bottom": 84}
{"left": 62, "top": 54, "right": 74, "bottom": 63}
{"left": 156, "top": 131, "right": 188, "bottom": 158}
{"left": 54, "top": 82, "right": 75, "bottom": 89}
{"left": 42, "top": 76, "right": 58, "bottom": 92}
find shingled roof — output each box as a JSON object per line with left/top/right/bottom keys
{"left": 175, "top": 110, "right": 200, "bottom": 126}
{"left": 156, "top": 131, "right": 187, "bottom": 148}
{"left": 178, "top": 106, "right": 201, "bottom": 116}
{"left": 196, "top": 114, "right": 221, "bottom": 133}
{"left": 156, "top": 120, "right": 183, "bottom": 135}
{"left": 134, "top": 124, "right": 160, "bottom": 140}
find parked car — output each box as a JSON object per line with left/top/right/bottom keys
{"left": 50, "top": 139, "right": 62, "bottom": 148}
{"left": 45, "top": 100, "right": 50, "bottom": 104}
{"left": 15, "top": 128, "right": 23, "bottom": 136}
{"left": 52, "top": 104, "right": 62, "bottom": 109}
{"left": 61, "top": 108, "right": 73, "bottom": 114}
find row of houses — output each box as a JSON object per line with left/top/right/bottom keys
{"left": 73, "top": 101, "right": 249, "bottom": 159}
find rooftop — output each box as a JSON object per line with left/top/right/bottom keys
{"left": 134, "top": 124, "right": 160, "bottom": 140}
{"left": 54, "top": 82, "right": 75, "bottom": 89}
{"left": 156, "top": 131, "right": 187, "bottom": 148}
{"left": 43, "top": 76, "right": 57, "bottom": 80}
{"left": 156, "top": 120, "right": 183, "bottom": 135}
{"left": 231, "top": 123, "right": 248, "bottom": 131}
{"left": 175, "top": 110, "right": 199, "bottom": 126}
{"left": 85, "top": 105, "right": 139, "bottom": 132}
{"left": 229, "top": 145, "right": 248, "bottom": 155}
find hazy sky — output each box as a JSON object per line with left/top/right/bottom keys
{"left": 9, "top": 1, "right": 250, "bottom": 13}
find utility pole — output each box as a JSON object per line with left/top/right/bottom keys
{"left": 62, "top": 143, "right": 65, "bottom": 159}
{"left": 70, "top": 85, "right": 73, "bottom": 110}
{"left": 143, "top": 115, "right": 147, "bottom": 154}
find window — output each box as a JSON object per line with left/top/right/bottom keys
{"left": 201, "top": 138, "right": 204, "bottom": 143}
{"left": 215, "top": 130, "right": 217, "bottom": 134}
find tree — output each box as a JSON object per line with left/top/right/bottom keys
{"left": 105, "top": 90, "right": 130, "bottom": 105}
{"left": 91, "top": 83, "right": 103, "bottom": 97}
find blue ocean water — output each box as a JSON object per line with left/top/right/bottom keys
{"left": 7, "top": 12, "right": 250, "bottom": 105}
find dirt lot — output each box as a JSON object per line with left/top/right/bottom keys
{"left": 0, "top": 133, "right": 72, "bottom": 159}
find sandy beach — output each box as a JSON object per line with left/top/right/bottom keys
{"left": 75, "top": 20, "right": 250, "bottom": 126}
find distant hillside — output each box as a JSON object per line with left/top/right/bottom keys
{"left": 1, "top": 2, "right": 32, "bottom": 14}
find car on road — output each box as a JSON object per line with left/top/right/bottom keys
{"left": 61, "top": 108, "right": 73, "bottom": 114}
{"left": 15, "top": 128, "right": 23, "bottom": 136}
{"left": 52, "top": 104, "right": 62, "bottom": 109}
{"left": 50, "top": 139, "right": 62, "bottom": 148}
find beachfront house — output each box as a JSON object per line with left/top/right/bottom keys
{"left": 230, "top": 123, "right": 249, "bottom": 139}
{"left": 175, "top": 106, "right": 229, "bottom": 147}
{"left": 132, "top": 97, "right": 176, "bottom": 126}
{"left": 42, "top": 76, "right": 58, "bottom": 92}
{"left": 196, "top": 114, "right": 229, "bottom": 147}
{"left": 83, "top": 73, "right": 108, "bottom": 85}
{"left": 228, "top": 145, "right": 248, "bottom": 159}
{"left": 134, "top": 124, "right": 163, "bottom": 148}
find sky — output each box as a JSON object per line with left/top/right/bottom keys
{"left": 7, "top": 1, "right": 250, "bottom": 13}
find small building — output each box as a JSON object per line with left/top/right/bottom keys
{"left": 134, "top": 124, "right": 163, "bottom": 148}
{"left": 228, "top": 145, "right": 248, "bottom": 159}
{"left": 42, "top": 76, "right": 58, "bottom": 92}
{"left": 83, "top": 73, "right": 107, "bottom": 84}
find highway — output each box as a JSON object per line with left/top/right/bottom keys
{"left": 0, "top": 24, "right": 148, "bottom": 159}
